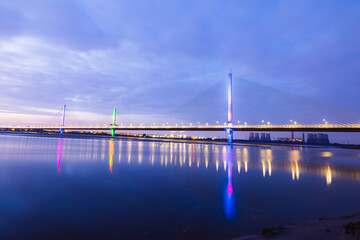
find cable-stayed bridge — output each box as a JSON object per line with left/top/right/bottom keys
{"left": 4, "top": 123, "right": 360, "bottom": 133}
{"left": 2, "top": 71, "right": 360, "bottom": 143}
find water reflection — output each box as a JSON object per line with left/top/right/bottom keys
{"left": 5, "top": 135, "right": 360, "bottom": 239}
{"left": 326, "top": 166, "right": 332, "bottom": 185}
{"left": 109, "top": 140, "right": 114, "bottom": 173}
{"left": 127, "top": 141, "right": 132, "bottom": 163}
{"left": 57, "top": 138, "right": 62, "bottom": 172}
{"left": 224, "top": 146, "right": 235, "bottom": 220}
{"left": 43, "top": 137, "right": 360, "bottom": 186}
{"left": 260, "top": 149, "right": 272, "bottom": 177}
{"left": 290, "top": 149, "right": 300, "bottom": 181}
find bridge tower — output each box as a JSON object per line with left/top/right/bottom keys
{"left": 110, "top": 108, "right": 117, "bottom": 137}
{"left": 60, "top": 104, "right": 66, "bottom": 134}
{"left": 227, "top": 70, "right": 234, "bottom": 143}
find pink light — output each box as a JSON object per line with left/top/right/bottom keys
{"left": 57, "top": 138, "right": 62, "bottom": 172}
{"left": 227, "top": 184, "right": 233, "bottom": 194}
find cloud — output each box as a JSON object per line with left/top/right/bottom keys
{"left": 0, "top": 0, "right": 359, "bottom": 127}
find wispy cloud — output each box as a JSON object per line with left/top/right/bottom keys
{"left": 0, "top": 0, "right": 359, "bottom": 125}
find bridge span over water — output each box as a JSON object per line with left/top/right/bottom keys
{"left": 3, "top": 71, "right": 360, "bottom": 141}
{"left": 4, "top": 124, "right": 360, "bottom": 133}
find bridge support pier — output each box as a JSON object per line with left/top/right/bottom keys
{"left": 227, "top": 128, "right": 233, "bottom": 143}
{"left": 111, "top": 129, "right": 116, "bottom": 137}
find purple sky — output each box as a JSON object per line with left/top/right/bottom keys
{"left": 0, "top": 0, "right": 360, "bottom": 132}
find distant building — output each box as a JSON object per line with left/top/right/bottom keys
{"left": 249, "top": 132, "right": 271, "bottom": 141}
{"left": 317, "top": 133, "right": 330, "bottom": 144}
{"left": 260, "top": 133, "right": 271, "bottom": 141}
{"left": 249, "top": 133, "right": 254, "bottom": 141}
{"left": 265, "top": 133, "right": 271, "bottom": 141}
{"left": 307, "top": 134, "right": 318, "bottom": 144}
{"left": 307, "top": 134, "right": 330, "bottom": 144}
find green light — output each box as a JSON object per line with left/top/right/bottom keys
{"left": 112, "top": 108, "right": 117, "bottom": 126}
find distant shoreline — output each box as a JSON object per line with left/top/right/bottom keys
{"left": 1, "top": 130, "right": 359, "bottom": 150}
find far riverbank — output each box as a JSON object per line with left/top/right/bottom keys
{"left": 1, "top": 130, "right": 359, "bottom": 150}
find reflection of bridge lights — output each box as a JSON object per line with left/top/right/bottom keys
{"left": 237, "top": 161, "right": 241, "bottom": 173}
{"left": 322, "top": 152, "right": 333, "bottom": 157}
{"left": 290, "top": 150, "right": 300, "bottom": 180}
{"left": 57, "top": 138, "right": 62, "bottom": 172}
{"left": 268, "top": 160, "right": 272, "bottom": 176}
{"left": 326, "top": 166, "right": 332, "bottom": 185}
{"left": 138, "top": 142, "right": 143, "bottom": 164}
{"left": 262, "top": 161, "right": 266, "bottom": 177}
{"left": 227, "top": 184, "right": 233, "bottom": 194}
{"left": 296, "top": 163, "right": 299, "bottom": 180}
{"left": 109, "top": 140, "right": 114, "bottom": 173}
{"left": 118, "top": 141, "right": 122, "bottom": 162}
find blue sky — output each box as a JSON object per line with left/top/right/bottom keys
{"left": 0, "top": 0, "right": 359, "bottom": 128}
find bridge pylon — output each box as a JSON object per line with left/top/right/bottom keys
{"left": 227, "top": 70, "right": 233, "bottom": 143}
{"left": 110, "top": 108, "right": 117, "bottom": 137}
{"left": 60, "top": 104, "right": 66, "bottom": 134}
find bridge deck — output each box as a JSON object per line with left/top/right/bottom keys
{"left": 3, "top": 125, "right": 360, "bottom": 132}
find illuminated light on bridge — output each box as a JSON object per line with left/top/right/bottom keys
{"left": 60, "top": 104, "right": 66, "bottom": 134}
{"left": 227, "top": 70, "right": 234, "bottom": 143}
{"left": 110, "top": 108, "right": 117, "bottom": 137}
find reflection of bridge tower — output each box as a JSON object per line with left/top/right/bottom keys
{"left": 57, "top": 138, "right": 62, "bottom": 172}
{"left": 227, "top": 70, "right": 234, "bottom": 143}
{"left": 224, "top": 145, "right": 235, "bottom": 219}
{"left": 60, "top": 104, "right": 66, "bottom": 134}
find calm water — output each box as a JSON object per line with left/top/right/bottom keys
{"left": 1, "top": 133, "right": 360, "bottom": 239}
